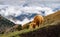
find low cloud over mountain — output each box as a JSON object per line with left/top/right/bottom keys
{"left": 0, "top": 5, "right": 55, "bottom": 25}
{"left": 0, "top": 0, "right": 60, "bottom": 25}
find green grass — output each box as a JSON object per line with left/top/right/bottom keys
{"left": 1, "top": 21, "right": 60, "bottom": 37}
{"left": 0, "top": 22, "right": 59, "bottom": 37}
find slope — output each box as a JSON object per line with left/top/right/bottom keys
{"left": 44, "top": 10, "right": 60, "bottom": 25}
{"left": 0, "top": 15, "right": 15, "bottom": 34}
{"left": 19, "top": 11, "right": 60, "bottom": 37}
{"left": 0, "top": 10, "right": 60, "bottom": 37}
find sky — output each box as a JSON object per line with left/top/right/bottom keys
{"left": 0, "top": 0, "right": 60, "bottom": 17}
{"left": 0, "top": 0, "right": 60, "bottom": 8}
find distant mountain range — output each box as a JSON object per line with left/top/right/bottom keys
{"left": 53, "top": 7, "right": 60, "bottom": 12}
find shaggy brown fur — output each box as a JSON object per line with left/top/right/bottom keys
{"left": 29, "top": 15, "right": 44, "bottom": 29}
{"left": 29, "top": 22, "right": 36, "bottom": 29}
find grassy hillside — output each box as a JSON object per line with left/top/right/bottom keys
{"left": 20, "top": 21, "right": 60, "bottom": 37}
{"left": 44, "top": 10, "right": 60, "bottom": 25}
{"left": 0, "top": 10, "right": 60, "bottom": 37}
{"left": 19, "top": 10, "right": 60, "bottom": 37}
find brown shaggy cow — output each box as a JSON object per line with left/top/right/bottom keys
{"left": 29, "top": 15, "right": 44, "bottom": 29}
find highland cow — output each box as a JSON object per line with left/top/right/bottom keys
{"left": 29, "top": 15, "right": 44, "bottom": 29}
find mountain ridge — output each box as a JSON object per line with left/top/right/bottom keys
{"left": 0, "top": 15, "right": 15, "bottom": 34}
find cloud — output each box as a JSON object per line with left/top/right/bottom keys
{"left": 0, "top": 5, "right": 55, "bottom": 25}
{"left": 0, "top": 0, "right": 60, "bottom": 8}
{"left": 0, "top": 5, "right": 54, "bottom": 17}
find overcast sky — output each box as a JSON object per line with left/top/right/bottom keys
{"left": 0, "top": 0, "right": 60, "bottom": 8}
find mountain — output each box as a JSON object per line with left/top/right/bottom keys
{"left": 0, "top": 15, "right": 15, "bottom": 34}
{"left": 53, "top": 7, "right": 60, "bottom": 12}
{"left": 15, "top": 13, "right": 38, "bottom": 21}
